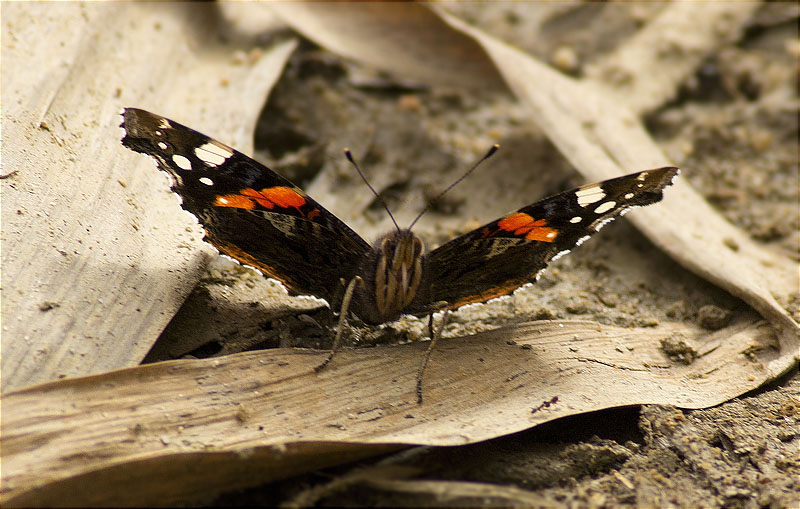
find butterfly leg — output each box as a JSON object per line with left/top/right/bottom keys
{"left": 315, "top": 276, "right": 362, "bottom": 373}
{"left": 416, "top": 302, "right": 450, "bottom": 404}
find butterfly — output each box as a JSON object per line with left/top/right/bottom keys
{"left": 122, "top": 108, "right": 679, "bottom": 403}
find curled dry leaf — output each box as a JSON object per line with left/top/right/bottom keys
{"left": 584, "top": 3, "right": 763, "bottom": 115}
{"left": 269, "top": 3, "right": 507, "bottom": 91}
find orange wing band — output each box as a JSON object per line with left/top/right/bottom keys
{"left": 497, "top": 213, "right": 558, "bottom": 242}
{"left": 214, "top": 186, "right": 307, "bottom": 210}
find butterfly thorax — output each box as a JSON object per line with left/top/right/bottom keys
{"left": 351, "top": 229, "right": 425, "bottom": 324}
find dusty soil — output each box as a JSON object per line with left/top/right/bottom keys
{"left": 141, "top": 3, "right": 798, "bottom": 507}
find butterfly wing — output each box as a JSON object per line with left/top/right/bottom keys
{"left": 410, "top": 167, "right": 679, "bottom": 311}
{"left": 122, "top": 108, "right": 370, "bottom": 305}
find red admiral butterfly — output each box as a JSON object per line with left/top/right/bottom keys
{"left": 122, "top": 108, "right": 679, "bottom": 403}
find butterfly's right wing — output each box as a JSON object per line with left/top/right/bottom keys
{"left": 410, "top": 167, "right": 680, "bottom": 312}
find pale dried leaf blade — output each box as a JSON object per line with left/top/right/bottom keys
{"left": 1, "top": 2, "right": 297, "bottom": 392}
{"left": 585, "top": 3, "right": 761, "bottom": 115}
{"left": 1, "top": 317, "right": 781, "bottom": 506}
{"left": 268, "top": 3, "right": 506, "bottom": 90}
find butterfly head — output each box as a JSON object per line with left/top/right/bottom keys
{"left": 372, "top": 229, "right": 424, "bottom": 318}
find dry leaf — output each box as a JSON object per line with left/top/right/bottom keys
{"left": 2, "top": 317, "right": 780, "bottom": 506}
{"left": 1, "top": 3, "right": 296, "bottom": 391}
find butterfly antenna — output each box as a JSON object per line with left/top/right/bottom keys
{"left": 408, "top": 144, "right": 500, "bottom": 230}
{"left": 345, "top": 148, "right": 401, "bottom": 233}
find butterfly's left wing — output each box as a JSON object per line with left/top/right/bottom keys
{"left": 121, "top": 108, "right": 371, "bottom": 306}
{"left": 409, "top": 167, "right": 679, "bottom": 312}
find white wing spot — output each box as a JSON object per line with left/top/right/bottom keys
{"left": 619, "top": 205, "right": 640, "bottom": 217}
{"left": 624, "top": 192, "right": 634, "bottom": 200}
{"left": 154, "top": 130, "right": 163, "bottom": 137}
{"left": 199, "top": 177, "right": 214, "bottom": 186}
{"left": 569, "top": 216, "right": 582, "bottom": 224}
{"left": 636, "top": 172, "right": 648, "bottom": 181}
{"left": 594, "top": 217, "right": 615, "bottom": 231}
{"left": 195, "top": 142, "right": 233, "bottom": 167}
{"left": 576, "top": 184, "right": 605, "bottom": 206}
{"left": 158, "top": 141, "right": 168, "bottom": 151}
{"left": 551, "top": 249, "right": 571, "bottom": 262}
{"left": 546, "top": 231, "right": 557, "bottom": 239}
{"left": 172, "top": 154, "right": 192, "bottom": 171}
{"left": 575, "top": 235, "right": 591, "bottom": 246}
{"left": 158, "top": 118, "right": 171, "bottom": 129}
{"left": 217, "top": 196, "right": 229, "bottom": 205}
{"left": 594, "top": 201, "right": 616, "bottom": 214}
